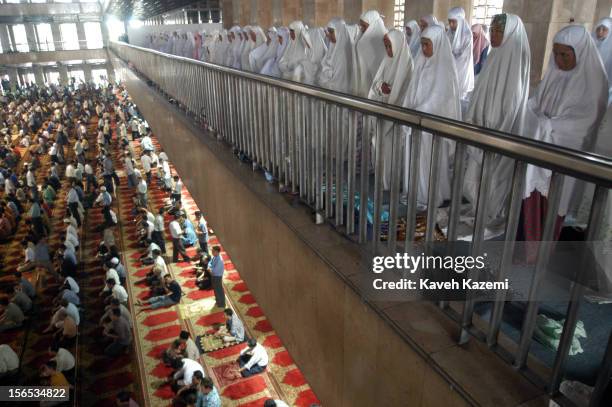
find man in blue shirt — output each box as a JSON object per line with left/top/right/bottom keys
{"left": 194, "top": 211, "right": 208, "bottom": 254}
{"left": 197, "top": 377, "right": 221, "bottom": 407}
{"left": 208, "top": 246, "right": 225, "bottom": 308}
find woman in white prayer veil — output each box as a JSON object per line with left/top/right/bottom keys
{"left": 402, "top": 25, "right": 461, "bottom": 208}
{"left": 261, "top": 27, "right": 289, "bottom": 77}
{"left": 521, "top": 25, "right": 607, "bottom": 249}
{"left": 593, "top": 18, "right": 612, "bottom": 104}
{"left": 418, "top": 15, "right": 442, "bottom": 32}
{"left": 230, "top": 27, "right": 244, "bottom": 69}
{"left": 367, "top": 29, "right": 413, "bottom": 190}
{"left": 211, "top": 30, "right": 228, "bottom": 65}
{"left": 225, "top": 27, "right": 239, "bottom": 67}
{"left": 354, "top": 10, "right": 388, "bottom": 97}
{"left": 182, "top": 32, "right": 194, "bottom": 58}
{"left": 299, "top": 27, "right": 327, "bottom": 85}
{"left": 278, "top": 21, "right": 311, "bottom": 82}
{"left": 318, "top": 18, "right": 354, "bottom": 93}
{"left": 405, "top": 20, "right": 421, "bottom": 58}
{"left": 249, "top": 27, "right": 278, "bottom": 73}
{"left": 447, "top": 7, "right": 474, "bottom": 100}
{"left": 463, "top": 14, "right": 531, "bottom": 236}
{"left": 193, "top": 31, "right": 203, "bottom": 60}
{"left": 241, "top": 26, "right": 266, "bottom": 72}
{"left": 170, "top": 31, "right": 181, "bottom": 55}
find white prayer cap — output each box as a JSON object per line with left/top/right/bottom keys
{"left": 111, "top": 257, "right": 119, "bottom": 265}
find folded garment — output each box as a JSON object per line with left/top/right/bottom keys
{"left": 534, "top": 314, "right": 587, "bottom": 356}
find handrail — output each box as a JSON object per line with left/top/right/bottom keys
{"left": 110, "top": 40, "right": 612, "bottom": 187}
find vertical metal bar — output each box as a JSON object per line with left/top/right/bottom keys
{"left": 372, "top": 118, "right": 384, "bottom": 252}
{"left": 358, "top": 115, "right": 371, "bottom": 243}
{"left": 291, "top": 93, "right": 298, "bottom": 192}
{"left": 487, "top": 161, "right": 527, "bottom": 346}
{"left": 335, "top": 107, "right": 345, "bottom": 226}
{"left": 549, "top": 185, "right": 609, "bottom": 392}
{"left": 346, "top": 111, "right": 357, "bottom": 235}
{"left": 325, "top": 103, "right": 333, "bottom": 218}
{"left": 298, "top": 95, "right": 306, "bottom": 198}
{"left": 315, "top": 101, "right": 324, "bottom": 211}
{"left": 387, "top": 123, "right": 402, "bottom": 252}
{"left": 403, "top": 129, "right": 421, "bottom": 249}
{"left": 514, "top": 172, "right": 564, "bottom": 367}
{"left": 425, "top": 135, "right": 442, "bottom": 243}
{"left": 459, "top": 150, "right": 496, "bottom": 345}
{"left": 273, "top": 87, "right": 280, "bottom": 177}
{"left": 305, "top": 98, "right": 314, "bottom": 205}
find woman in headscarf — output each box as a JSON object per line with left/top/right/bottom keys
{"left": 225, "top": 27, "right": 240, "bottom": 67}
{"left": 181, "top": 32, "right": 194, "bottom": 58}
{"left": 354, "top": 10, "right": 388, "bottom": 97}
{"left": 229, "top": 27, "right": 244, "bottom": 69}
{"left": 278, "top": 21, "right": 311, "bottom": 82}
{"left": 249, "top": 27, "right": 279, "bottom": 73}
{"left": 404, "top": 20, "right": 421, "bottom": 58}
{"left": 521, "top": 25, "right": 607, "bottom": 250}
{"left": 472, "top": 23, "right": 490, "bottom": 75}
{"left": 463, "top": 14, "right": 531, "bottom": 235}
{"left": 241, "top": 26, "right": 266, "bottom": 72}
{"left": 418, "top": 15, "right": 443, "bottom": 32}
{"left": 211, "top": 30, "right": 229, "bottom": 65}
{"left": 447, "top": 7, "right": 474, "bottom": 99}
{"left": 402, "top": 25, "right": 462, "bottom": 209}
{"left": 193, "top": 31, "right": 203, "bottom": 60}
{"left": 318, "top": 18, "right": 354, "bottom": 93}
{"left": 299, "top": 27, "right": 327, "bottom": 85}
{"left": 261, "top": 27, "right": 290, "bottom": 77}
{"left": 593, "top": 18, "right": 612, "bottom": 104}
{"left": 170, "top": 31, "right": 182, "bottom": 56}
{"left": 367, "top": 29, "right": 413, "bottom": 190}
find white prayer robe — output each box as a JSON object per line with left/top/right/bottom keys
{"left": 593, "top": 18, "right": 612, "bottom": 105}
{"left": 402, "top": 25, "right": 462, "bottom": 207}
{"left": 354, "top": 10, "right": 388, "bottom": 97}
{"left": 524, "top": 25, "right": 608, "bottom": 216}
{"left": 241, "top": 26, "right": 266, "bottom": 72}
{"left": 318, "top": 19, "right": 354, "bottom": 93}
{"left": 447, "top": 7, "right": 474, "bottom": 100}
{"left": 250, "top": 27, "right": 279, "bottom": 73}
{"left": 300, "top": 28, "right": 327, "bottom": 85}
{"left": 278, "top": 21, "right": 311, "bottom": 82}
{"left": 405, "top": 20, "right": 421, "bottom": 58}
{"left": 463, "top": 14, "right": 531, "bottom": 228}
{"left": 367, "top": 29, "right": 413, "bottom": 190}
{"left": 261, "top": 28, "right": 290, "bottom": 78}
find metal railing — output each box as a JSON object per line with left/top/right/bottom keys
{"left": 110, "top": 40, "right": 612, "bottom": 406}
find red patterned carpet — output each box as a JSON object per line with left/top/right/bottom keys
{"left": 114, "top": 110, "right": 320, "bottom": 405}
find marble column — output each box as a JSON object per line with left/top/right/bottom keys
{"left": 51, "top": 23, "right": 63, "bottom": 51}
{"left": 0, "top": 24, "right": 12, "bottom": 52}
{"left": 24, "top": 23, "right": 38, "bottom": 52}
{"left": 33, "top": 66, "right": 45, "bottom": 85}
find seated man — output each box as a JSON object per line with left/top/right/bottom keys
{"left": 14, "top": 271, "right": 35, "bottom": 299}
{"left": 179, "top": 330, "right": 200, "bottom": 361}
{"left": 44, "top": 299, "right": 80, "bottom": 333}
{"left": 0, "top": 344, "right": 19, "bottom": 380}
{"left": 100, "top": 298, "right": 132, "bottom": 332}
{"left": 136, "top": 274, "right": 181, "bottom": 312}
{"left": 104, "top": 308, "right": 132, "bottom": 357}
{"left": 170, "top": 357, "right": 205, "bottom": 393}
{"left": 116, "top": 390, "right": 140, "bottom": 407}
{"left": 237, "top": 339, "right": 268, "bottom": 377}
{"left": 162, "top": 339, "right": 186, "bottom": 366}
{"left": 197, "top": 377, "right": 221, "bottom": 407}
{"left": 39, "top": 360, "right": 69, "bottom": 392}
{"left": 48, "top": 342, "right": 75, "bottom": 381}
{"left": 54, "top": 314, "right": 77, "bottom": 348}
{"left": 11, "top": 284, "right": 32, "bottom": 313}
{"left": 215, "top": 308, "right": 245, "bottom": 344}
{"left": 104, "top": 279, "right": 129, "bottom": 306}
{"left": 264, "top": 399, "right": 290, "bottom": 407}
{"left": 175, "top": 370, "right": 204, "bottom": 406}
{"left": 0, "top": 297, "right": 25, "bottom": 332}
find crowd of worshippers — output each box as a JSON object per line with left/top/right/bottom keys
{"left": 0, "top": 82, "right": 135, "bottom": 393}
{"left": 145, "top": 9, "right": 612, "bottom": 243}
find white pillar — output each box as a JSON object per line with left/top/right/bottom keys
{"left": 24, "top": 23, "right": 38, "bottom": 52}
{"left": 0, "top": 25, "right": 11, "bottom": 52}
{"left": 33, "top": 65, "right": 45, "bottom": 85}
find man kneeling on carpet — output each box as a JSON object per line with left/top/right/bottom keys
{"left": 237, "top": 339, "right": 268, "bottom": 377}
{"left": 169, "top": 357, "right": 205, "bottom": 393}
{"left": 136, "top": 274, "right": 182, "bottom": 312}
{"left": 214, "top": 308, "right": 245, "bottom": 344}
